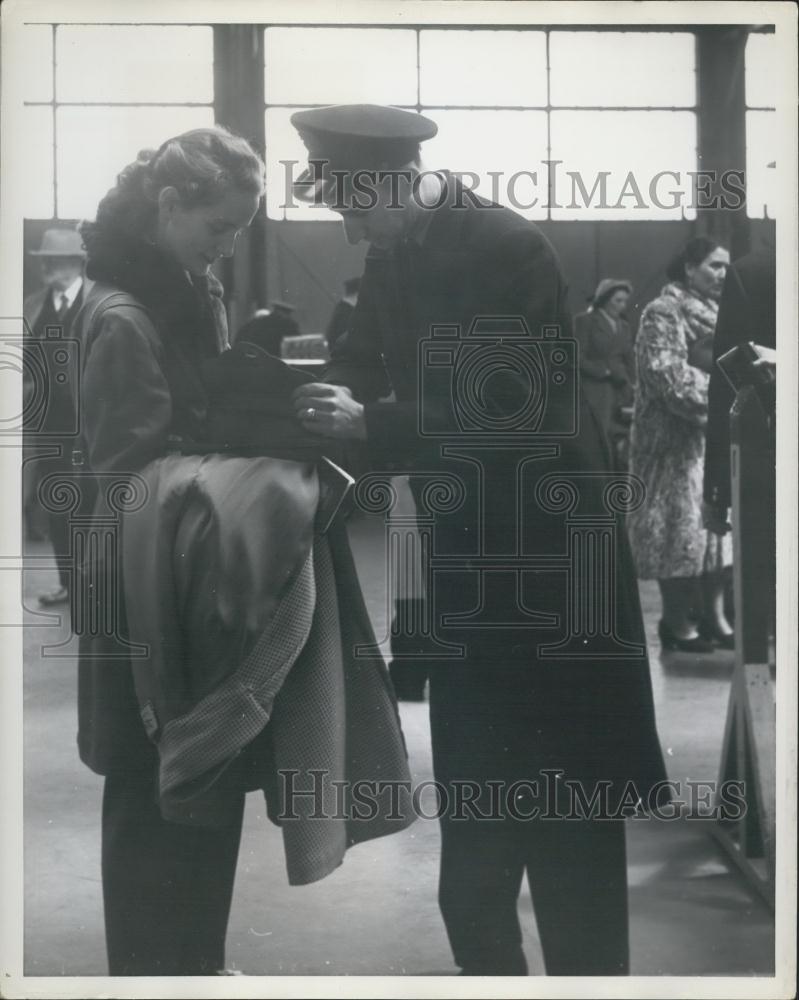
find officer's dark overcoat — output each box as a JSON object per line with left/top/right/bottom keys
{"left": 326, "top": 176, "right": 669, "bottom": 810}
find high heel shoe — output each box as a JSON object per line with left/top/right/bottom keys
{"left": 697, "top": 618, "right": 736, "bottom": 650}
{"left": 658, "top": 619, "right": 715, "bottom": 653}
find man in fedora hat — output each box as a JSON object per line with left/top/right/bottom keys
{"left": 288, "top": 104, "right": 668, "bottom": 977}
{"left": 23, "top": 226, "right": 93, "bottom": 605}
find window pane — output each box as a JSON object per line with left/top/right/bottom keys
{"left": 420, "top": 30, "right": 547, "bottom": 106}
{"left": 549, "top": 111, "right": 697, "bottom": 220}
{"left": 745, "top": 33, "right": 776, "bottom": 108}
{"left": 264, "top": 28, "right": 417, "bottom": 105}
{"left": 56, "top": 26, "right": 213, "bottom": 103}
{"left": 24, "top": 25, "right": 53, "bottom": 103}
{"left": 24, "top": 107, "right": 55, "bottom": 218}
{"left": 422, "top": 109, "right": 548, "bottom": 220}
{"left": 550, "top": 32, "right": 696, "bottom": 107}
{"left": 56, "top": 106, "right": 214, "bottom": 219}
{"left": 746, "top": 111, "right": 777, "bottom": 218}
{"left": 265, "top": 107, "right": 351, "bottom": 221}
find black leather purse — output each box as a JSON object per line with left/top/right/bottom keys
{"left": 198, "top": 339, "right": 325, "bottom": 461}
{"left": 198, "top": 340, "right": 354, "bottom": 534}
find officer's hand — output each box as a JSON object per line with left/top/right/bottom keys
{"left": 292, "top": 383, "right": 367, "bottom": 441}
{"left": 702, "top": 502, "right": 731, "bottom": 536}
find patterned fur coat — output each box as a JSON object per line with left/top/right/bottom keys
{"left": 628, "top": 282, "right": 732, "bottom": 579}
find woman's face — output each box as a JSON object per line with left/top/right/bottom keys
{"left": 685, "top": 247, "right": 730, "bottom": 301}
{"left": 157, "top": 186, "right": 261, "bottom": 276}
{"left": 604, "top": 289, "right": 629, "bottom": 318}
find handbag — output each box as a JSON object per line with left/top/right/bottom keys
{"left": 198, "top": 339, "right": 354, "bottom": 535}
{"left": 199, "top": 338, "right": 325, "bottom": 460}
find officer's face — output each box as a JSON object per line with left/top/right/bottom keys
{"left": 338, "top": 205, "right": 406, "bottom": 249}
{"left": 334, "top": 171, "right": 413, "bottom": 250}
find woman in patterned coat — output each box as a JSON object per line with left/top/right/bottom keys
{"left": 628, "top": 237, "right": 733, "bottom": 652}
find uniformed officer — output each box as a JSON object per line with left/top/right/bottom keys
{"left": 289, "top": 104, "right": 669, "bottom": 976}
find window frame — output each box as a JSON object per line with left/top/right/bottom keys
{"left": 22, "top": 22, "right": 215, "bottom": 220}
{"left": 743, "top": 31, "right": 777, "bottom": 220}
{"left": 263, "top": 24, "right": 702, "bottom": 223}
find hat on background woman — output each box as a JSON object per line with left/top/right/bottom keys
{"left": 592, "top": 278, "right": 632, "bottom": 309}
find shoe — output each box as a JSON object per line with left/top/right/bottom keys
{"left": 38, "top": 585, "right": 69, "bottom": 607}
{"left": 388, "top": 669, "right": 427, "bottom": 701}
{"left": 658, "top": 619, "right": 715, "bottom": 653}
{"left": 697, "top": 618, "right": 736, "bottom": 650}
{"left": 459, "top": 955, "right": 529, "bottom": 976}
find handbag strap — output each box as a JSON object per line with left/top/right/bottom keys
{"left": 72, "top": 290, "right": 150, "bottom": 471}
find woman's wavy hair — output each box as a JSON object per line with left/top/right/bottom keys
{"left": 665, "top": 236, "right": 721, "bottom": 284}
{"left": 81, "top": 126, "right": 265, "bottom": 253}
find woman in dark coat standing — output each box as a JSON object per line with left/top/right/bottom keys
{"left": 574, "top": 279, "right": 635, "bottom": 469}
{"left": 74, "top": 128, "right": 412, "bottom": 976}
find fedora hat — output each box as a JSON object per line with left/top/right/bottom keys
{"left": 29, "top": 228, "right": 86, "bottom": 258}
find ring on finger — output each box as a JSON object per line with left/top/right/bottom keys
{"left": 306, "top": 407, "right": 316, "bottom": 420}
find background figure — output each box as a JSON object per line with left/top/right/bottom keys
{"left": 236, "top": 299, "right": 299, "bottom": 356}
{"left": 628, "top": 236, "right": 733, "bottom": 653}
{"left": 23, "top": 227, "right": 93, "bottom": 606}
{"left": 325, "top": 276, "right": 361, "bottom": 353}
{"left": 573, "top": 278, "right": 635, "bottom": 470}
{"left": 703, "top": 247, "right": 776, "bottom": 636}
{"left": 703, "top": 248, "right": 776, "bottom": 528}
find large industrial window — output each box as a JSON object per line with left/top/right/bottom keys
{"left": 20, "top": 24, "right": 773, "bottom": 224}
{"left": 744, "top": 32, "right": 776, "bottom": 219}
{"left": 23, "top": 24, "right": 215, "bottom": 220}
{"left": 264, "top": 27, "right": 698, "bottom": 222}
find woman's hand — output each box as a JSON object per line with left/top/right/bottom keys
{"left": 292, "top": 383, "right": 367, "bottom": 440}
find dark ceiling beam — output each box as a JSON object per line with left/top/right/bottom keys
{"left": 213, "top": 25, "right": 268, "bottom": 333}
{"left": 695, "top": 26, "right": 750, "bottom": 258}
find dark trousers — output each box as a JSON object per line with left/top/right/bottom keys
{"left": 48, "top": 474, "right": 72, "bottom": 589}
{"left": 438, "top": 813, "right": 629, "bottom": 976}
{"left": 24, "top": 446, "right": 73, "bottom": 587}
{"left": 101, "top": 770, "right": 244, "bottom": 976}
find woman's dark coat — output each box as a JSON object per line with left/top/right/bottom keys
{"left": 573, "top": 307, "right": 635, "bottom": 437}
{"left": 72, "top": 237, "right": 414, "bottom": 883}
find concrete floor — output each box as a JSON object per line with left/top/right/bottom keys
{"left": 21, "top": 512, "right": 775, "bottom": 977}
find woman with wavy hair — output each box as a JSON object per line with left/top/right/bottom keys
{"left": 74, "top": 127, "right": 412, "bottom": 975}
